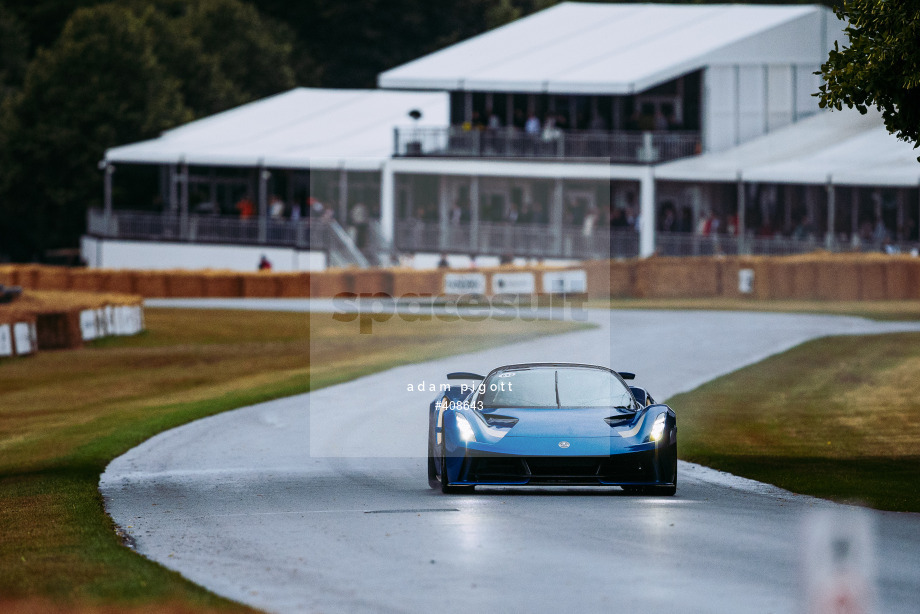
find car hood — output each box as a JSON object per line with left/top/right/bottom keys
{"left": 479, "top": 406, "right": 635, "bottom": 438}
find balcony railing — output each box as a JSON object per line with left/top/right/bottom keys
{"left": 394, "top": 126, "right": 700, "bottom": 163}
{"left": 395, "top": 220, "right": 638, "bottom": 260}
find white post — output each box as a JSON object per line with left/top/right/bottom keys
{"left": 639, "top": 167, "right": 656, "bottom": 257}
{"left": 379, "top": 161, "right": 395, "bottom": 245}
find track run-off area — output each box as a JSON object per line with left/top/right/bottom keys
{"left": 101, "top": 300, "right": 920, "bottom": 613}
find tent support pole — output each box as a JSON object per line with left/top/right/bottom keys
{"left": 338, "top": 169, "right": 349, "bottom": 224}
{"left": 438, "top": 175, "right": 449, "bottom": 251}
{"left": 103, "top": 163, "right": 114, "bottom": 235}
{"left": 180, "top": 162, "right": 189, "bottom": 240}
{"left": 639, "top": 168, "right": 656, "bottom": 257}
{"left": 380, "top": 161, "right": 395, "bottom": 253}
{"left": 258, "top": 166, "right": 269, "bottom": 244}
{"left": 551, "top": 178, "right": 563, "bottom": 255}
{"left": 470, "top": 176, "right": 480, "bottom": 253}
{"left": 736, "top": 174, "right": 745, "bottom": 254}
{"left": 825, "top": 176, "right": 835, "bottom": 250}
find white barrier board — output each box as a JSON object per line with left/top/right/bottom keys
{"left": 444, "top": 273, "right": 487, "bottom": 295}
{"left": 80, "top": 310, "right": 98, "bottom": 341}
{"left": 0, "top": 324, "right": 12, "bottom": 357}
{"left": 738, "top": 269, "right": 755, "bottom": 294}
{"left": 13, "top": 322, "right": 33, "bottom": 355}
{"left": 492, "top": 272, "right": 536, "bottom": 295}
{"left": 542, "top": 270, "right": 587, "bottom": 294}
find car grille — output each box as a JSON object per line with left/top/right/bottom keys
{"left": 469, "top": 452, "right": 657, "bottom": 484}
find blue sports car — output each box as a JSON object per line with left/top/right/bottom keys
{"left": 427, "top": 363, "right": 677, "bottom": 495}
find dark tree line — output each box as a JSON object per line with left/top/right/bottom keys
{"left": 0, "top": 0, "right": 841, "bottom": 261}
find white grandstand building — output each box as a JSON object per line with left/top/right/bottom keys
{"left": 85, "top": 2, "right": 920, "bottom": 271}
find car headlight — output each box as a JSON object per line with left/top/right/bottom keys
{"left": 456, "top": 414, "right": 476, "bottom": 442}
{"left": 650, "top": 413, "right": 667, "bottom": 442}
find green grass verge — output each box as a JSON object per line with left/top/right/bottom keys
{"left": 0, "top": 308, "right": 584, "bottom": 612}
{"left": 595, "top": 297, "right": 920, "bottom": 321}
{"left": 670, "top": 332, "right": 920, "bottom": 512}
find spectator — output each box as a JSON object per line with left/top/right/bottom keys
{"left": 524, "top": 113, "right": 541, "bottom": 135}
{"left": 793, "top": 215, "right": 816, "bottom": 240}
{"left": 583, "top": 204, "right": 598, "bottom": 236}
{"left": 542, "top": 116, "right": 561, "bottom": 142}
{"left": 437, "top": 253, "right": 450, "bottom": 269}
{"left": 270, "top": 195, "right": 285, "bottom": 219}
{"left": 235, "top": 195, "right": 255, "bottom": 219}
{"left": 449, "top": 200, "right": 463, "bottom": 224}
{"left": 350, "top": 202, "right": 369, "bottom": 248}
{"left": 290, "top": 203, "right": 302, "bottom": 223}
{"left": 487, "top": 111, "right": 502, "bottom": 129}
{"left": 309, "top": 197, "right": 325, "bottom": 217}
{"left": 258, "top": 254, "right": 272, "bottom": 271}
{"left": 872, "top": 217, "right": 889, "bottom": 244}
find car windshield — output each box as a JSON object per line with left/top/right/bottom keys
{"left": 478, "top": 367, "right": 634, "bottom": 409}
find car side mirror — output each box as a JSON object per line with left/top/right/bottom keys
{"left": 630, "top": 386, "right": 649, "bottom": 407}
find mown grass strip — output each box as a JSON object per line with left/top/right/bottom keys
{"left": 0, "top": 308, "right": 584, "bottom": 612}
{"left": 599, "top": 297, "right": 920, "bottom": 321}
{"left": 670, "top": 332, "right": 920, "bottom": 512}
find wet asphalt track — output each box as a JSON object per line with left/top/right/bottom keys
{"left": 101, "top": 301, "right": 920, "bottom": 613}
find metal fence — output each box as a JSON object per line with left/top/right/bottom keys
{"left": 655, "top": 232, "right": 920, "bottom": 257}
{"left": 395, "top": 220, "right": 639, "bottom": 260}
{"left": 395, "top": 126, "right": 700, "bottom": 163}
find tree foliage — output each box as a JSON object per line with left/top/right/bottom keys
{"left": 0, "top": 0, "right": 298, "bottom": 259}
{"left": 0, "top": 4, "right": 190, "bottom": 260}
{"left": 818, "top": 0, "right": 920, "bottom": 157}
{"left": 0, "top": 5, "right": 29, "bottom": 102}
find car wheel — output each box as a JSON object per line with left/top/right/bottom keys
{"left": 621, "top": 486, "right": 643, "bottom": 495}
{"left": 428, "top": 438, "right": 440, "bottom": 490}
{"left": 440, "top": 448, "right": 473, "bottom": 494}
{"left": 647, "top": 485, "right": 676, "bottom": 496}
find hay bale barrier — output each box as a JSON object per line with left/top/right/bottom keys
{"left": 0, "top": 288, "right": 144, "bottom": 359}
{"left": 0, "top": 255, "right": 915, "bottom": 310}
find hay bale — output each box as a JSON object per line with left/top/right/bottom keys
{"left": 857, "top": 261, "right": 887, "bottom": 300}
{"left": 885, "top": 259, "right": 912, "bottom": 300}
{"left": 242, "top": 274, "right": 281, "bottom": 298}
{"left": 12, "top": 266, "right": 40, "bottom": 289}
{"left": 276, "top": 273, "right": 310, "bottom": 297}
{"left": 70, "top": 270, "right": 106, "bottom": 292}
{"left": 166, "top": 273, "right": 205, "bottom": 298}
{"left": 391, "top": 270, "right": 443, "bottom": 297}
{"left": 815, "top": 259, "right": 859, "bottom": 301}
{"left": 103, "top": 270, "right": 137, "bottom": 294}
{"left": 310, "top": 271, "right": 350, "bottom": 297}
{"left": 347, "top": 269, "right": 394, "bottom": 296}
{"left": 134, "top": 272, "right": 170, "bottom": 298}
{"left": 203, "top": 273, "right": 244, "bottom": 298}
{"left": 34, "top": 267, "right": 73, "bottom": 291}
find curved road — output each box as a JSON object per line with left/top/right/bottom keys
{"left": 102, "top": 303, "right": 920, "bottom": 613}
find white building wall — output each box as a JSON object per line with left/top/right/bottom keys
{"left": 81, "top": 236, "right": 326, "bottom": 271}
{"left": 703, "top": 65, "right": 738, "bottom": 153}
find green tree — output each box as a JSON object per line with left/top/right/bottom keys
{"left": 0, "top": 5, "right": 29, "bottom": 101}
{"left": 818, "top": 0, "right": 920, "bottom": 157}
{"left": 0, "top": 4, "right": 190, "bottom": 260}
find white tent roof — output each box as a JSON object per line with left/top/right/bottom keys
{"left": 105, "top": 88, "right": 449, "bottom": 170}
{"left": 656, "top": 109, "right": 920, "bottom": 187}
{"left": 378, "top": 2, "right": 839, "bottom": 94}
